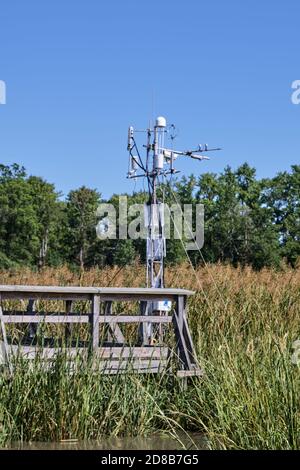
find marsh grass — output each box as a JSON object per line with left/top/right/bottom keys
{"left": 0, "top": 264, "right": 300, "bottom": 449}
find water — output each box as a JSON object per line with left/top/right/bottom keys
{"left": 4, "top": 433, "right": 207, "bottom": 450}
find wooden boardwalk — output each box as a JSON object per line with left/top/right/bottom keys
{"left": 0, "top": 285, "right": 202, "bottom": 377}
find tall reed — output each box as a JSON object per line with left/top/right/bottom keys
{"left": 0, "top": 264, "right": 299, "bottom": 449}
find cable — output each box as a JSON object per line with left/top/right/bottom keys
{"left": 132, "top": 138, "right": 147, "bottom": 172}
{"left": 156, "top": 175, "right": 217, "bottom": 317}
{"left": 167, "top": 182, "right": 229, "bottom": 311}
{"left": 163, "top": 196, "right": 219, "bottom": 318}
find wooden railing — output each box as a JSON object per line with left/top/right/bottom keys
{"left": 0, "top": 285, "right": 203, "bottom": 377}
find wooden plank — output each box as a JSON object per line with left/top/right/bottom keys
{"left": 109, "top": 324, "right": 125, "bottom": 343}
{"left": 3, "top": 363, "right": 164, "bottom": 374}
{"left": 176, "top": 295, "right": 185, "bottom": 332}
{"left": 99, "top": 294, "right": 175, "bottom": 302}
{"left": 98, "top": 368, "right": 161, "bottom": 375}
{"left": 95, "top": 346, "right": 169, "bottom": 359}
{"left": 2, "top": 315, "right": 90, "bottom": 323}
{"left": 0, "top": 296, "right": 12, "bottom": 373}
{"left": 0, "top": 292, "right": 93, "bottom": 301}
{"left": 182, "top": 315, "right": 198, "bottom": 365}
{"left": 27, "top": 298, "right": 37, "bottom": 338}
{"left": 100, "top": 315, "right": 172, "bottom": 324}
{"left": 172, "top": 309, "right": 193, "bottom": 371}
{"left": 0, "top": 285, "right": 100, "bottom": 294}
{"left": 0, "top": 286, "right": 193, "bottom": 305}
{"left": 0, "top": 285, "right": 194, "bottom": 296}
{"left": 139, "top": 301, "right": 149, "bottom": 345}
{"left": 0, "top": 340, "right": 6, "bottom": 364}
{"left": 65, "top": 300, "right": 73, "bottom": 341}
{"left": 177, "top": 369, "right": 204, "bottom": 378}
{"left": 29, "top": 364, "right": 163, "bottom": 375}
{"left": 2, "top": 314, "right": 172, "bottom": 324}
{"left": 97, "top": 359, "right": 167, "bottom": 371}
{"left": 93, "top": 361, "right": 167, "bottom": 374}
{"left": 0, "top": 342, "right": 169, "bottom": 375}
{"left": 3, "top": 310, "right": 86, "bottom": 316}
{"left": 1, "top": 343, "right": 169, "bottom": 360}
{"left": 91, "top": 294, "right": 100, "bottom": 351}
{"left": 104, "top": 301, "right": 125, "bottom": 344}
{"left": 98, "top": 287, "right": 193, "bottom": 296}
{"left": 104, "top": 301, "right": 113, "bottom": 343}
{"left": 174, "top": 295, "right": 200, "bottom": 373}
{"left": 0, "top": 292, "right": 182, "bottom": 303}
{"left": 4, "top": 346, "right": 87, "bottom": 360}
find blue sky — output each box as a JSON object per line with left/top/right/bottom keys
{"left": 0, "top": 0, "right": 299, "bottom": 199}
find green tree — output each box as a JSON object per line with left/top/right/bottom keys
{"left": 65, "top": 186, "right": 101, "bottom": 271}
{"left": 0, "top": 165, "right": 39, "bottom": 267}
{"left": 27, "top": 176, "right": 62, "bottom": 268}
{"left": 0, "top": 161, "right": 298, "bottom": 270}
{"left": 263, "top": 165, "right": 300, "bottom": 266}
{"left": 196, "top": 164, "right": 280, "bottom": 268}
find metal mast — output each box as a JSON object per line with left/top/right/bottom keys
{"left": 128, "top": 117, "right": 170, "bottom": 290}
{"left": 146, "top": 117, "right": 166, "bottom": 289}
{"left": 127, "top": 116, "right": 221, "bottom": 342}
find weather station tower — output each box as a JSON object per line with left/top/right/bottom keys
{"left": 127, "top": 116, "right": 221, "bottom": 343}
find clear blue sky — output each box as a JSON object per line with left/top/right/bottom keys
{"left": 0, "top": 0, "right": 299, "bottom": 199}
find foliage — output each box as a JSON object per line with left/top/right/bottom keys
{"left": 0, "top": 162, "right": 299, "bottom": 269}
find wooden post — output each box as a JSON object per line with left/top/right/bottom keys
{"left": 104, "top": 301, "right": 113, "bottom": 343}
{"left": 90, "top": 294, "right": 100, "bottom": 351}
{"left": 175, "top": 294, "right": 187, "bottom": 387}
{"left": 138, "top": 301, "right": 149, "bottom": 345}
{"left": 27, "top": 299, "right": 37, "bottom": 339}
{"left": 176, "top": 295, "right": 185, "bottom": 333}
{"left": 174, "top": 295, "right": 190, "bottom": 369}
{"left": 65, "top": 300, "right": 73, "bottom": 345}
{"left": 0, "top": 294, "right": 12, "bottom": 374}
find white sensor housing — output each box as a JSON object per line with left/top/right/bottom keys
{"left": 155, "top": 116, "right": 166, "bottom": 128}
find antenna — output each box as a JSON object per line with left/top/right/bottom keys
{"left": 126, "top": 116, "right": 221, "bottom": 343}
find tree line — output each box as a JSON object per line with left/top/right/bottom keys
{"left": 0, "top": 162, "right": 299, "bottom": 271}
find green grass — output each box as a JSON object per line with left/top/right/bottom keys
{"left": 0, "top": 264, "right": 299, "bottom": 449}
{"left": 0, "top": 358, "right": 196, "bottom": 446}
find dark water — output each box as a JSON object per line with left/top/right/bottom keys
{"left": 4, "top": 433, "right": 208, "bottom": 450}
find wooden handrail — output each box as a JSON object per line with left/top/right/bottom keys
{"left": 0, "top": 285, "right": 202, "bottom": 377}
